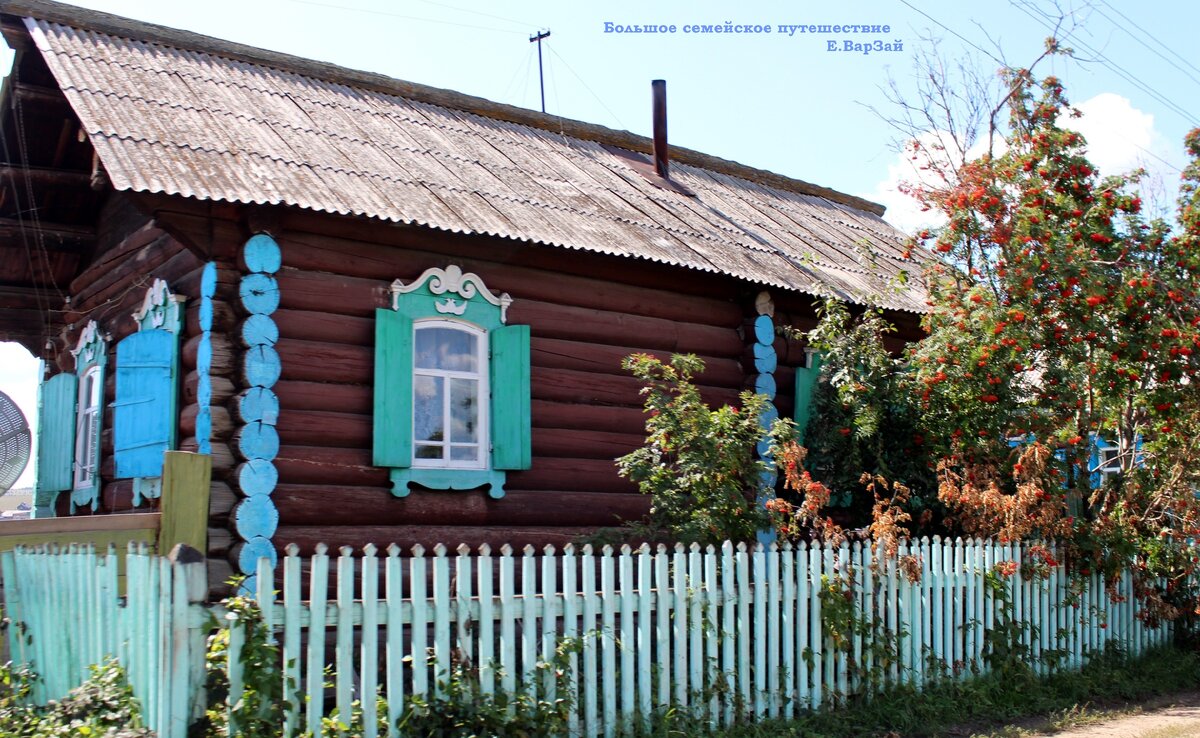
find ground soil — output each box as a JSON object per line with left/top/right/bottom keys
{"left": 964, "top": 690, "right": 1200, "bottom": 737}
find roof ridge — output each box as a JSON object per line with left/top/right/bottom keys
{"left": 0, "top": 0, "right": 888, "bottom": 216}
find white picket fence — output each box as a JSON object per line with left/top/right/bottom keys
{"left": 228, "top": 537, "right": 1170, "bottom": 737}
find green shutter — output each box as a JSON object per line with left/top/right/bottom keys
{"left": 34, "top": 372, "right": 77, "bottom": 511}
{"left": 794, "top": 352, "right": 824, "bottom": 444}
{"left": 490, "top": 324, "right": 531, "bottom": 470}
{"left": 373, "top": 308, "right": 413, "bottom": 468}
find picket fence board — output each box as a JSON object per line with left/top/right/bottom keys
{"left": 0, "top": 538, "right": 1181, "bottom": 738}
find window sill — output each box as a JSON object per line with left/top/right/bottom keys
{"left": 389, "top": 468, "right": 507, "bottom": 499}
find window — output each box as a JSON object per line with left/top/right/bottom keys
{"left": 413, "top": 321, "right": 488, "bottom": 469}
{"left": 73, "top": 364, "right": 102, "bottom": 490}
{"left": 113, "top": 279, "right": 184, "bottom": 504}
{"left": 374, "top": 265, "right": 530, "bottom": 499}
{"left": 34, "top": 319, "right": 107, "bottom": 517}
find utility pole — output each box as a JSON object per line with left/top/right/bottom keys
{"left": 529, "top": 29, "right": 551, "bottom": 114}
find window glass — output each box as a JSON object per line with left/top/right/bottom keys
{"left": 413, "top": 322, "right": 486, "bottom": 469}
{"left": 74, "top": 365, "right": 102, "bottom": 488}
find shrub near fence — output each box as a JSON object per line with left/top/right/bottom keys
{"left": 0, "top": 537, "right": 1173, "bottom": 738}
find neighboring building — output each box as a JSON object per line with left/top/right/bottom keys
{"left": 0, "top": 0, "right": 927, "bottom": 585}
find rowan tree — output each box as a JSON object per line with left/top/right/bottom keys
{"left": 903, "top": 44, "right": 1200, "bottom": 618}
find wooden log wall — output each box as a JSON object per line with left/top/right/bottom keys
{"left": 242, "top": 211, "right": 763, "bottom": 556}
{"left": 136, "top": 197, "right": 926, "bottom": 579}
{"left": 51, "top": 198, "right": 205, "bottom": 518}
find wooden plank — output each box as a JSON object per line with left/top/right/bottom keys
{"left": 159, "top": 452, "right": 212, "bottom": 555}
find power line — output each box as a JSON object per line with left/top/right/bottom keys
{"left": 286, "top": 0, "right": 526, "bottom": 35}
{"left": 1011, "top": 0, "right": 1200, "bottom": 126}
{"left": 1095, "top": 0, "right": 1200, "bottom": 78}
{"left": 1089, "top": 4, "right": 1200, "bottom": 90}
{"left": 897, "top": 0, "right": 1005, "bottom": 66}
{"left": 545, "top": 44, "right": 627, "bottom": 131}
{"left": 409, "top": 0, "right": 536, "bottom": 30}
{"left": 897, "top": 0, "right": 1183, "bottom": 175}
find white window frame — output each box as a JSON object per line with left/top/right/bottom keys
{"left": 73, "top": 363, "right": 102, "bottom": 490}
{"left": 411, "top": 318, "right": 489, "bottom": 471}
{"left": 1095, "top": 442, "right": 1121, "bottom": 480}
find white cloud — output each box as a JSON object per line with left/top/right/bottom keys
{"left": 1066, "top": 93, "right": 1165, "bottom": 177}
{"left": 0, "top": 342, "right": 40, "bottom": 491}
{"left": 867, "top": 93, "right": 1173, "bottom": 233}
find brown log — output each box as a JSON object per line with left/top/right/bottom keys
{"left": 275, "top": 380, "right": 371, "bottom": 414}
{"left": 274, "top": 525, "right": 591, "bottom": 558}
{"left": 277, "top": 408, "right": 371, "bottom": 448}
{"left": 184, "top": 299, "right": 237, "bottom": 336}
{"left": 511, "top": 300, "right": 744, "bottom": 357}
{"left": 68, "top": 224, "right": 166, "bottom": 295}
{"left": 277, "top": 229, "right": 742, "bottom": 324}
{"left": 273, "top": 309, "right": 373, "bottom": 346}
{"left": 209, "top": 481, "right": 237, "bottom": 518}
{"left": 207, "top": 558, "right": 236, "bottom": 599}
{"left": 276, "top": 268, "right": 385, "bottom": 317}
{"left": 173, "top": 261, "right": 239, "bottom": 302}
{"left": 532, "top": 366, "right": 738, "bottom": 409}
{"left": 280, "top": 211, "right": 740, "bottom": 300}
{"left": 532, "top": 428, "right": 642, "bottom": 460}
{"left": 275, "top": 445, "right": 388, "bottom": 487}
{"left": 273, "top": 486, "right": 647, "bottom": 527}
{"left": 532, "top": 337, "right": 744, "bottom": 389}
{"left": 276, "top": 338, "right": 372, "bottom": 384}
{"left": 507, "top": 457, "right": 633, "bottom": 494}
{"left": 531, "top": 400, "right": 648, "bottom": 436}
{"left": 182, "top": 333, "right": 235, "bottom": 376}
{"left": 207, "top": 526, "right": 233, "bottom": 557}
{"left": 178, "top": 437, "right": 236, "bottom": 475}
{"left": 71, "top": 244, "right": 197, "bottom": 316}
{"left": 131, "top": 196, "right": 247, "bottom": 264}
{"left": 180, "top": 404, "right": 234, "bottom": 440}
{"left": 183, "top": 372, "right": 236, "bottom": 405}
{"left": 101, "top": 480, "right": 136, "bottom": 513}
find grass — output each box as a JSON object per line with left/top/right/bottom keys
{"left": 635, "top": 645, "right": 1200, "bottom": 738}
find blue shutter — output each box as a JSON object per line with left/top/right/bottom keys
{"left": 373, "top": 308, "right": 413, "bottom": 467}
{"left": 114, "top": 329, "right": 177, "bottom": 478}
{"left": 490, "top": 324, "right": 531, "bottom": 470}
{"left": 34, "top": 373, "right": 77, "bottom": 510}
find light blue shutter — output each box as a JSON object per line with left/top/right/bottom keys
{"left": 373, "top": 308, "right": 413, "bottom": 467}
{"left": 114, "top": 329, "right": 177, "bottom": 478}
{"left": 34, "top": 373, "right": 77, "bottom": 510}
{"left": 490, "top": 324, "right": 531, "bottom": 470}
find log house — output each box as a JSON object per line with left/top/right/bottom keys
{"left": 0, "top": 0, "right": 929, "bottom": 590}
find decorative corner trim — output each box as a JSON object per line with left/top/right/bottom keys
{"left": 391, "top": 264, "right": 513, "bottom": 323}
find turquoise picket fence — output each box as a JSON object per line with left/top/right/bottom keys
{"left": 0, "top": 538, "right": 1175, "bottom": 738}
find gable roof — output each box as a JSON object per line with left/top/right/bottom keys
{"left": 2, "top": 0, "right": 928, "bottom": 313}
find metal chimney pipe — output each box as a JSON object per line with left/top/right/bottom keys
{"left": 652, "top": 79, "right": 668, "bottom": 179}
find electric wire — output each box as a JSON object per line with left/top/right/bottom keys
{"left": 546, "top": 44, "right": 627, "bottom": 131}
{"left": 286, "top": 0, "right": 527, "bottom": 35}
{"left": 1095, "top": 0, "right": 1200, "bottom": 78}
{"left": 1011, "top": 0, "right": 1200, "bottom": 125}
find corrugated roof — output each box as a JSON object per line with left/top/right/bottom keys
{"left": 17, "top": 8, "right": 928, "bottom": 313}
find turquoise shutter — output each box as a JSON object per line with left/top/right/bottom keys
{"left": 490, "top": 324, "right": 531, "bottom": 470}
{"left": 793, "top": 352, "right": 824, "bottom": 444}
{"left": 114, "top": 329, "right": 177, "bottom": 478}
{"left": 35, "top": 373, "right": 77, "bottom": 506}
{"left": 373, "top": 308, "right": 413, "bottom": 467}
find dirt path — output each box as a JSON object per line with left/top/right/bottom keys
{"left": 1021, "top": 691, "right": 1200, "bottom": 737}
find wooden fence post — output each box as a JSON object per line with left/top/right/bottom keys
{"left": 167, "top": 544, "right": 209, "bottom": 738}
{"left": 160, "top": 452, "right": 212, "bottom": 555}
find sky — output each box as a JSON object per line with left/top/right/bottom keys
{"left": 1, "top": 0, "right": 1198, "bottom": 489}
